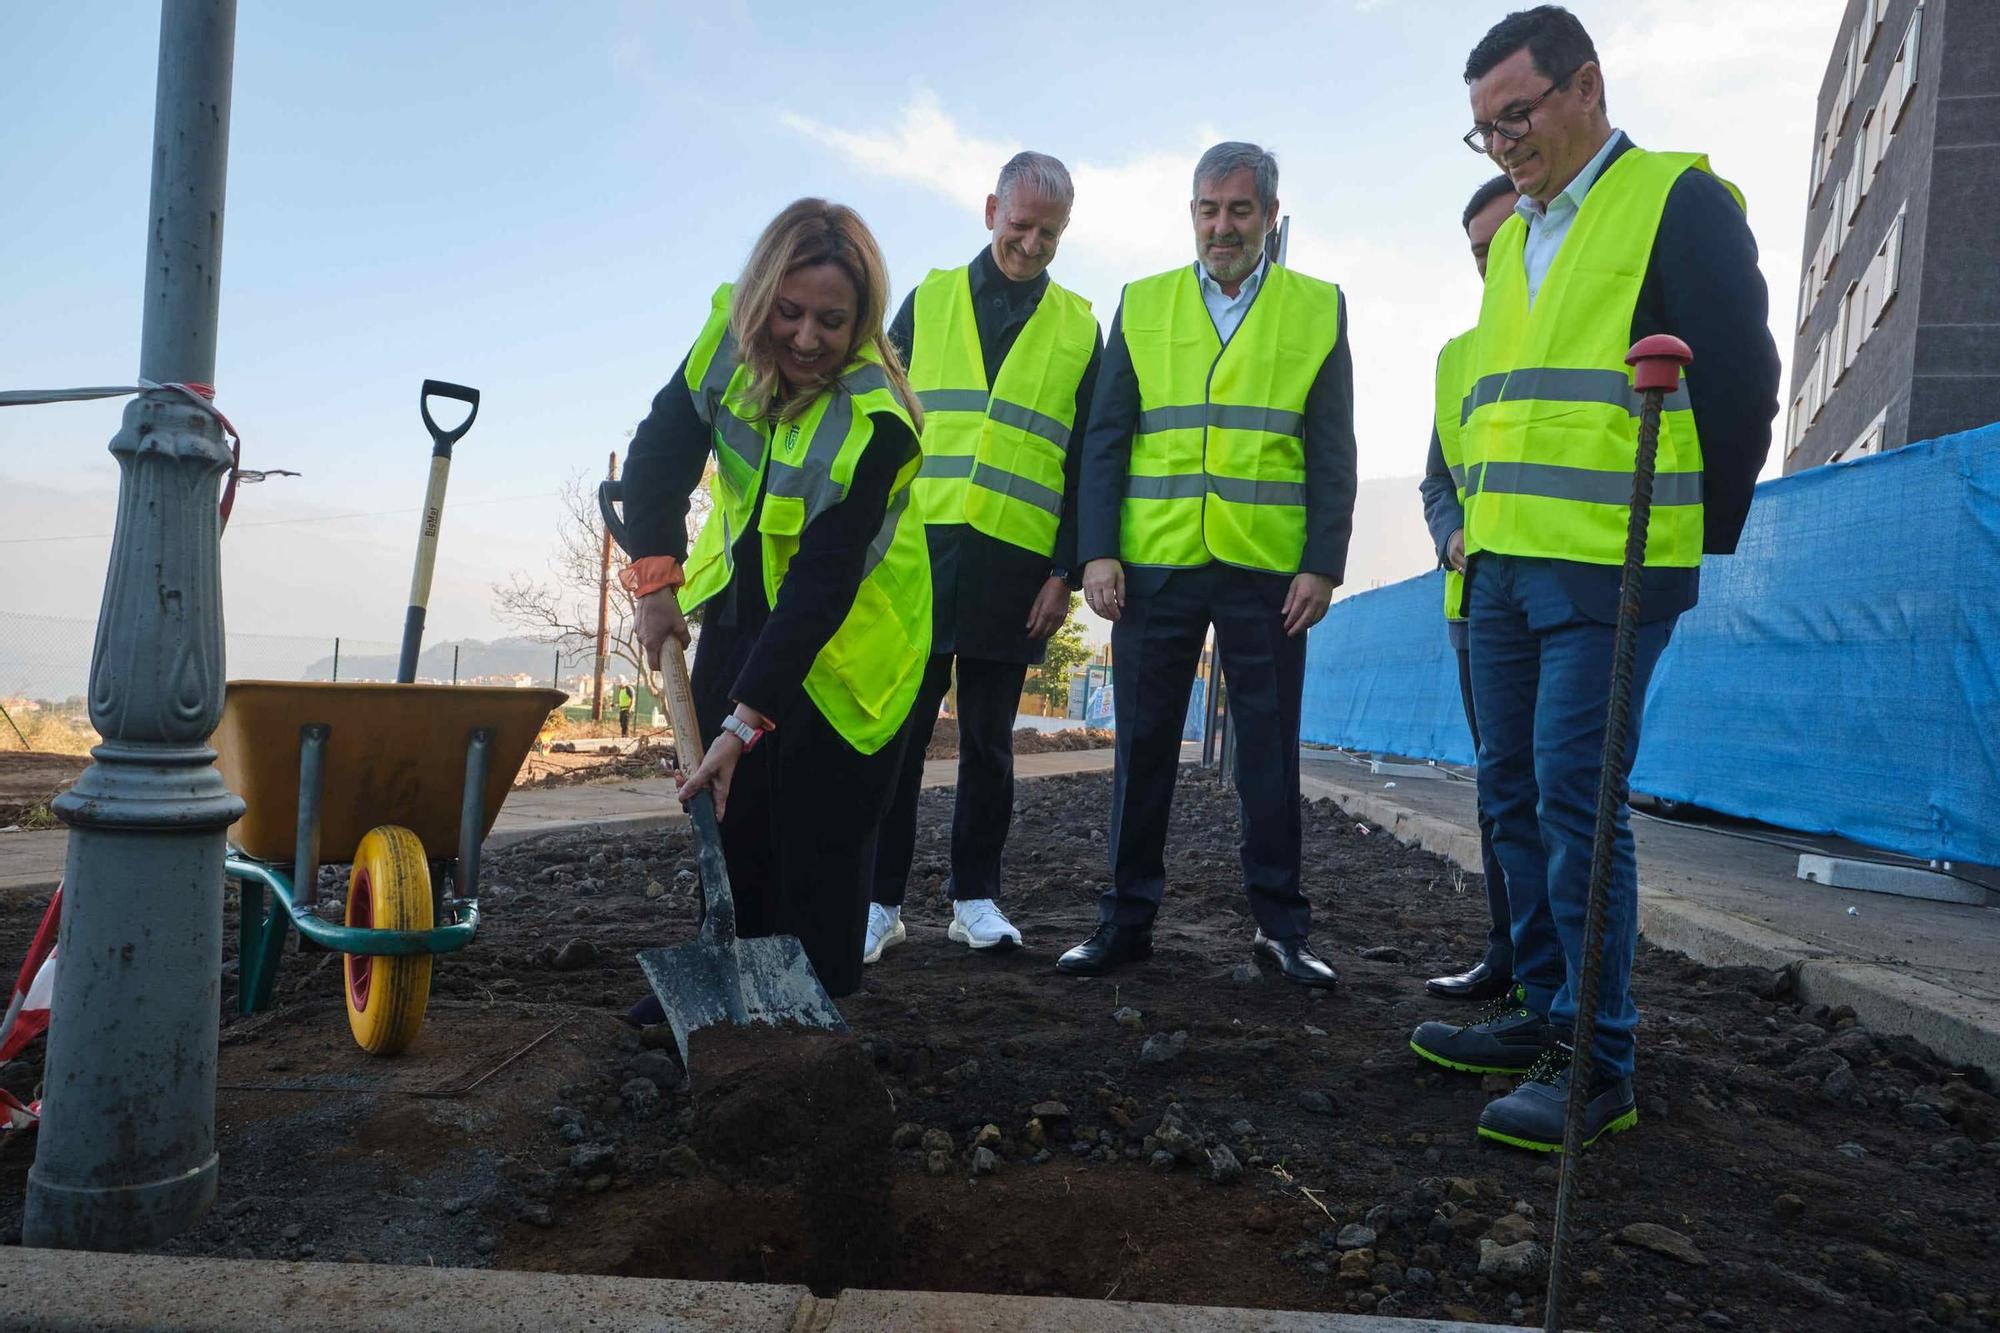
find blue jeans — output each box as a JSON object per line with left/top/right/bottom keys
{"left": 1467, "top": 555, "right": 1675, "bottom": 1079}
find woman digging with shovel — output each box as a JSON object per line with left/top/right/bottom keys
{"left": 618, "top": 199, "right": 931, "bottom": 1019}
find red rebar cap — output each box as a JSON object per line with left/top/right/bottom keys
{"left": 1627, "top": 334, "right": 1693, "bottom": 394}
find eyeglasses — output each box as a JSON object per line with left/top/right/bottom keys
{"left": 1462, "top": 66, "right": 1581, "bottom": 153}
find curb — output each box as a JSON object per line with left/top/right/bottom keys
{"left": 0, "top": 1247, "right": 1515, "bottom": 1332}
{"left": 1300, "top": 774, "right": 2000, "bottom": 1080}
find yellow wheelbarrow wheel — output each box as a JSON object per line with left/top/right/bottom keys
{"left": 343, "top": 825, "right": 434, "bottom": 1055}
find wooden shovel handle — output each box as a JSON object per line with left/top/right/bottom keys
{"left": 661, "top": 636, "right": 705, "bottom": 772}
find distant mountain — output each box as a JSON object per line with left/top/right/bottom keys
{"left": 300, "top": 636, "right": 582, "bottom": 684}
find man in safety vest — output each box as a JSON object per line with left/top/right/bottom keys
{"left": 1414, "top": 6, "right": 1779, "bottom": 1152}
{"left": 865, "top": 152, "right": 1103, "bottom": 964}
{"left": 615, "top": 680, "right": 635, "bottom": 738}
{"left": 1416, "top": 173, "right": 1520, "bottom": 1007}
{"left": 1065, "top": 141, "right": 1356, "bottom": 986}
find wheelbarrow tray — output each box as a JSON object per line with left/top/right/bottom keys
{"left": 213, "top": 681, "right": 566, "bottom": 863}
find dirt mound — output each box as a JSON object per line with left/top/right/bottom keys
{"left": 925, "top": 721, "right": 1113, "bottom": 760}
{"left": 515, "top": 737, "right": 678, "bottom": 789}
{"left": 686, "top": 1025, "right": 895, "bottom": 1291}
{"left": 0, "top": 751, "right": 87, "bottom": 825}
{"left": 1012, "top": 726, "right": 1113, "bottom": 754}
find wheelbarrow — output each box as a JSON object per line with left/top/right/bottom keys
{"left": 215, "top": 680, "right": 565, "bottom": 1055}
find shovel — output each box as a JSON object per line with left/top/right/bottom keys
{"left": 396, "top": 379, "right": 480, "bottom": 683}
{"left": 597, "top": 480, "right": 848, "bottom": 1082}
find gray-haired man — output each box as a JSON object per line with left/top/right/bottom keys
{"left": 866, "top": 151, "right": 1104, "bottom": 965}
{"left": 1066, "top": 141, "right": 1357, "bottom": 983}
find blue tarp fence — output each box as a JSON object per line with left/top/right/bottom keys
{"left": 1301, "top": 424, "right": 2000, "bottom": 866}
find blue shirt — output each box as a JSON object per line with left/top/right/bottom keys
{"left": 1197, "top": 254, "right": 1268, "bottom": 343}
{"left": 1517, "top": 129, "right": 1626, "bottom": 306}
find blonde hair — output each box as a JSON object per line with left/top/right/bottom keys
{"left": 727, "top": 198, "right": 921, "bottom": 429}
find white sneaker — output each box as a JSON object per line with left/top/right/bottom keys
{"left": 862, "top": 903, "right": 905, "bottom": 965}
{"left": 948, "top": 899, "right": 1023, "bottom": 951}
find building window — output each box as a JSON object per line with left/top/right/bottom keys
{"left": 1808, "top": 335, "right": 1829, "bottom": 421}
{"left": 1875, "top": 207, "right": 1906, "bottom": 324}
{"left": 1894, "top": 6, "right": 1923, "bottom": 124}
{"left": 1863, "top": 0, "right": 1886, "bottom": 54}
{"left": 1847, "top": 147, "right": 1866, "bottom": 222}
{"left": 1835, "top": 284, "right": 1855, "bottom": 380}
{"left": 1837, "top": 46, "right": 1854, "bottom": 133}
{"left": 1850, "top": 409, "right": 1888, "bottom": 460}
{"left": 1860, "top": 108, "right": 1879, "bottom": 187}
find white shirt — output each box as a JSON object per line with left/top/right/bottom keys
{"left": 1516, "top": 129, "right": 1626, "bottom": 306}
{"left": 1197, "top": 254, "right": 1268, "bottom": 343}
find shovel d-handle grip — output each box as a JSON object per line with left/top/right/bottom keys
{"left": 597, "top": 478, "right": 633, "bottom": 554}
{"left": 419, "top": 380, "right": 480, "bottom": 456}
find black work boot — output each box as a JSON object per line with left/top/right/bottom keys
{"left": 1409, "top": 985, "right": 1558, "bottom": 1074}
{"left": 1476, "top": 1045, "right": 1638, "bottom": 1152}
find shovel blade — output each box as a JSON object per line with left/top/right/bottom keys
{"left": 637, "top": 933, "right": 847, "bottom": 1082}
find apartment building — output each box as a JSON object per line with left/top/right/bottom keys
{"left": 1783, "top": 0, "right": 2000, "bottom": 472}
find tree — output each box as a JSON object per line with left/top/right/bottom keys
{"left": 492, "top": 466, "right": 712, "bottom": 709}
{"left": 1026, "top": 594, "right": 1092, "bottom": 708}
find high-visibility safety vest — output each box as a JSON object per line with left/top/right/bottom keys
{"left": 1433, "top": 327, "right": 1477, "bottom": 622}
{"left": 1462, "top": 147, "right": 1742, "bottom": 568}
{"left": 908, "top": 266, "right": 1096, "bottom": 557}
{"left": 676, "top": 283, "right": 931, "bottom": 755}
{"left": 1119, "top": 263, "right": 1343, "bottom": 574}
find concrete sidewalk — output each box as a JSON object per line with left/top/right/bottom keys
{"left": 0, "top": 1247, "right": 1512, "bottom": 1332}
{"left": 1299, "top": 750, "right": 2000, "bottom": 1079}
{"left": 0, "top": 748, "right": 1129, "bottom": 893}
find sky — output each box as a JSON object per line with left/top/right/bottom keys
{"left": 0, "top": 0, "right": 1839, "bottom": 672}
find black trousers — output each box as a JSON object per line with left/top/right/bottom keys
{"left": 618, "top": 707, "right": 631, "bottom": 737}
{"left": 1102, "top": 564, "right": 1311, "bottom": 940}
{"left": 1454, "top": 638, "right": 1514, "bottom": 977}
{"left": 689, "top": 632, "right": 902, "bottom": 1000}
{"left": 872, "top": 653, "right": 1029, "bottom": 907}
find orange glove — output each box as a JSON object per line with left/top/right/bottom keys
{"left": 618, "top": 556, "right": 684, "bottom": 599}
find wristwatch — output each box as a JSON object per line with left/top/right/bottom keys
{"left": 719, "top": 714, "right": 766, "bottom": 750}
{"left": 1049, "top": 566, "right": 1073, "bottom": 586}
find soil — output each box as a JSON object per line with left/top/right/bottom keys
{"left": 0, "top": 753, "right": 87, "bottom": 826}
{"left": 0, "top": 769, "right": 1994, "bottom": 1331}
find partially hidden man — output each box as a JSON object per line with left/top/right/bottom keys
{"left": 1412, "top": 5, "right": 1779, "bottom": 1151}
{"left": 866, "top": 152, "right": 1103, "bottom": 964}
{"left": 1416, "top": 172, "right": 1522, "bottom": 1007}
{"left": 1066, "top": 141, "right": 1357, "bottom": 987}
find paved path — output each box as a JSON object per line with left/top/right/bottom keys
{"left": 1300, "top": 750, "right": 2000, "bottom": 1079}
{"left": 0, "top": 1246, "right": 1514, "bottom": 1332}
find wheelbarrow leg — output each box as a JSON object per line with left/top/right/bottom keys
{"left": 455, "top": 728, "right": 493, "bottom": 913}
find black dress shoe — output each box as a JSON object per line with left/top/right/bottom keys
{"left": 1251, "top": 931, "right": 1339, "bottom": 989}
{"left": 1056, "top": 922, "right": 1153, "bottom": 976}
{"left": 1424, "top": 960, "right": 1515, "bottom": 1002}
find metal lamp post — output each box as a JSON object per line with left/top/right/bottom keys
{"left": 25, "top": 0, "right": 242, "bottom": 1250}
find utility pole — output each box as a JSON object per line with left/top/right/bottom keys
{"left": 592, "top": 451, "right": 617, "bottom": 720}
{"left": 27, "top": 0, "right": 241, "bottom": 1251}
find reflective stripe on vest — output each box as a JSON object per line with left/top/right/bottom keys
{"left": 1462, "top": 147, "right": 1742, "bottom": 569}
{"left": 1432, "top": 328, "right": 1476, "bottom": 622}
{"left": 1119, "top": 263, "right": 1342, "bottom": 574}
{"left": 907, "top": 266, "right": 1096, "bottom": 556}
{"left": 675, "top": 282, "right": 931, "bottom": 754}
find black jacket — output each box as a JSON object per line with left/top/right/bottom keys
{"left": 619, "top": 355, "right": 915, "bottom": 725}
{"left": 1451, "top": 132, "right": 1782, "bottom": 624}
{"left": 887, "top": 248, "right": 1103, "bottom": 665}
{"left": 1076, "top": 264, "right": 1357, "bottom": 596}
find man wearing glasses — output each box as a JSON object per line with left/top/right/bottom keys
{"left": 1415, "top": 5, "right": 1778, "bottom": 1152}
